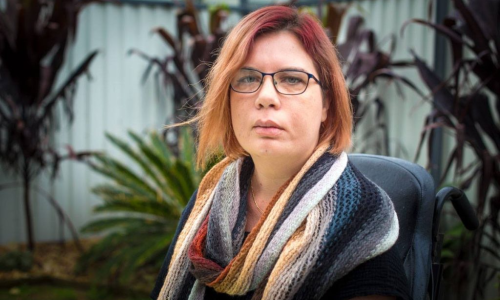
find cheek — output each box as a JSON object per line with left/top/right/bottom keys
{"left": 229, "top": 96, "right": 238, "bottom": 124}
{"left": 230, "top": 98, "right": 246, "bottom": 138}
{"left": 301, "top": 99, "right": 324, "bottom": 132}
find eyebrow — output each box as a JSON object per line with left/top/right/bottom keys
{"left": 241, "top": 66, "right": 308, "bottom": 73}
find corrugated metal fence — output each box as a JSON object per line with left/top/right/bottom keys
{"left": 1, "top": 0, "right": 434, "bottom": 245}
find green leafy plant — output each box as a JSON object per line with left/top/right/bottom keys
{"left": 0, "top": 250, "right": 33, "bottom": 272}
{"left": 76, "top": 126, "right": 201, "bottom": 284}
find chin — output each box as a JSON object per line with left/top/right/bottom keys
{"left": 248, "top": 143, "right": 297, "bottom": 159}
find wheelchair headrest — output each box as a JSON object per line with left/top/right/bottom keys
{"left": 349, "top": 154, "right": 435, "bottom": 300}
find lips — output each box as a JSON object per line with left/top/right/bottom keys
{"left": 254, "top": 120, "right": 283, "bottom": 130}
{"left": 253, "top": 120, "right": 284, "bottom": 136}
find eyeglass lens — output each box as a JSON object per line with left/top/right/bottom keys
{"left": 231, "top": 69, "right": 310, "bottom": 94}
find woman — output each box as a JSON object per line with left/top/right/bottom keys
{"left": 151, "top": 5, "right": 410, "bottom": 300}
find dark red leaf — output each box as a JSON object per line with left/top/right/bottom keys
{"left": 414, "top": 115, "right": 431, "bottom": 163}
{"left": 36, "top": 1, "right": 70, "bottom": 61}
{"left": 452, "top": 0, "right": 492, "bottom": 57}
{"left": 181, "top": 16, "right": 199, "bottom": 37}
{"left": 440, "top": 147, "right": 457, "bottom": 184}
{"left": 477, "top": 154, "right": 494, "bottom": 218}
{"left": 345, "top": 15, "right": 364, "bottom": 40}
{"left": 377, "top": 33, "right": 397, "bottom": 57}
{"left": 210, "top": 8, "right": 229, "bottom": 35}
{"left": 346, "top": 51, "right": 380, "bottom": 81}
{"left": 456, "top": 96, "right": 488, "bottom": 152}
{"left": 482, "top": 231, "right": 500, "bottom": 251}
{"left": 470, "top": 93, "right": 500, "bottom": 152}
{"left": 191, "top": 37, "right": 207, "bottom": 78}
{"left": 336, "top": 15, "right": 364, "bottom": 59}
{"left": 38, "top": 50, "right": 99, "bottom": 126}
{"left": 497, "top": 97, "right": 500, "bottom": 123}
{"left": 151, "top": 27, "right": 179, "bottom": 53}
{"left": 459, "top": 165, "right": 480, "bottom": 190}
{"left": 479, "top": 244, "right": 500, "bottom": 261}
{"left": 389, "top": 60, "right": 414, "bottom": 67}
{"left": 467, "top": 0, "right": 500, "bottom": 44}
{"left": 0, "top": 0, "right": 18, "bottom": 50}
{"left": 443, "top": 17, "right": 463, "bottom": 96}
{"left": 401, "top": 18, "right": 475, "bottom": 50}
{"left": 369, "top": 68, "right": 425, "bottom": 97}
{"left": 37, "top": 34, "right": 68, "bottom": 105}
{"left": 456, "top": 123, "right": 465, "bottom": 174}
{"left": 324, "top": 3, "right": 350, "bottom": 44}
{"left": 410, "top": 50, "right": 455, "bottom": 114}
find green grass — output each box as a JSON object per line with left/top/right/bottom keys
{"left": 0, "top": 284, "right": 150, "bottom": 300}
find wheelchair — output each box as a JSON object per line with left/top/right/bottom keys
{"left": 349, "top": 154, "right": 479, "bottom": 300}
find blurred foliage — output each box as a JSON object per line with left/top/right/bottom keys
{"left": 0, "top": 0, "right": 108, "bottom": 252}
{"left": 0, "top": 284, "right": 150, "bottom": 300}
{"left": 333, "top": 11, "right": 422, "bottom": 155}
{"left": 0, "top": 250, "right": 33, "bottom": 272}
{"left": 403, "top": 0, "right": 500, "bottom": 297}
{"left": 130, "top": 0, "right": 229, "bottom": 123}
{"left": 77, "top": 126, "right": 201, "bottom": 284}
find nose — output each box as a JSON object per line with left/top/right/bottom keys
{"left": 255, "top": 74, "right": 281, "bottom": 109}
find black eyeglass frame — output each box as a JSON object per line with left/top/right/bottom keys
{"left": 230, "top": 68, "right": 323, "bottom": 95}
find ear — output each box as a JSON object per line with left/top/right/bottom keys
{"left": 321, "top": 95, "right": 329, "bottom": 122}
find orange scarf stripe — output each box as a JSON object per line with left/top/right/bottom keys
{"left": 216, "top": 146, "right": 328, "bottom": 294}
{"left": 188, "top": 215, "right": 224, "bottom": 273}
{"left": 208, "top": 178, "right": 291, "bottom": 289}
{"left": 166, "top": 157, "right": 232, "bottom": 272}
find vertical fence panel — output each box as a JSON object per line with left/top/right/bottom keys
{"left": 0, "top": 170, "right": 23, "bottom": 245}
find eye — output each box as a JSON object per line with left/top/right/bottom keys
{"left": 275, "top": 71, "right": 308, "bottom": 86}
{"left": 279, "top": 75, "right": 305, "bottom": 85}
{"left": 282, "top": 76, "right": 303, "bottom": 84}
{"left": 238, "top": 76, "right": 260, "bottom": 84}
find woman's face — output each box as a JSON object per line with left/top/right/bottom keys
{"left": 230, "top": 31, "right": 328, "bottom": 161}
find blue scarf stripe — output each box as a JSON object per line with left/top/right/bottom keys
{"left": 293, "top": 162, "right": 396, "bottom": 299}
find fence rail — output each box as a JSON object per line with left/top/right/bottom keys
{"left": 117, "top": 0, "right": 356, "bottom": 12}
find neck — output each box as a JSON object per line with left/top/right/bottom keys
{"left": 250, "top": 155, "right": 308, "bottom": 203}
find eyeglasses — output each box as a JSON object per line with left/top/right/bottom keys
{"left": 230, "top": 68, "right": 322, "bottom": 95}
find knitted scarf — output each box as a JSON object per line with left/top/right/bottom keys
{"left": 157, "top": 145, "right": 399, "bottom": 300}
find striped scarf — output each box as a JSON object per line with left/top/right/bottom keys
{"left": 157, "top": 145, "right": 399, "bottom": 300}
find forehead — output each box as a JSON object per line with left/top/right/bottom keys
{"left": 243, "top": 31, "right": 317, "bottom": 74}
